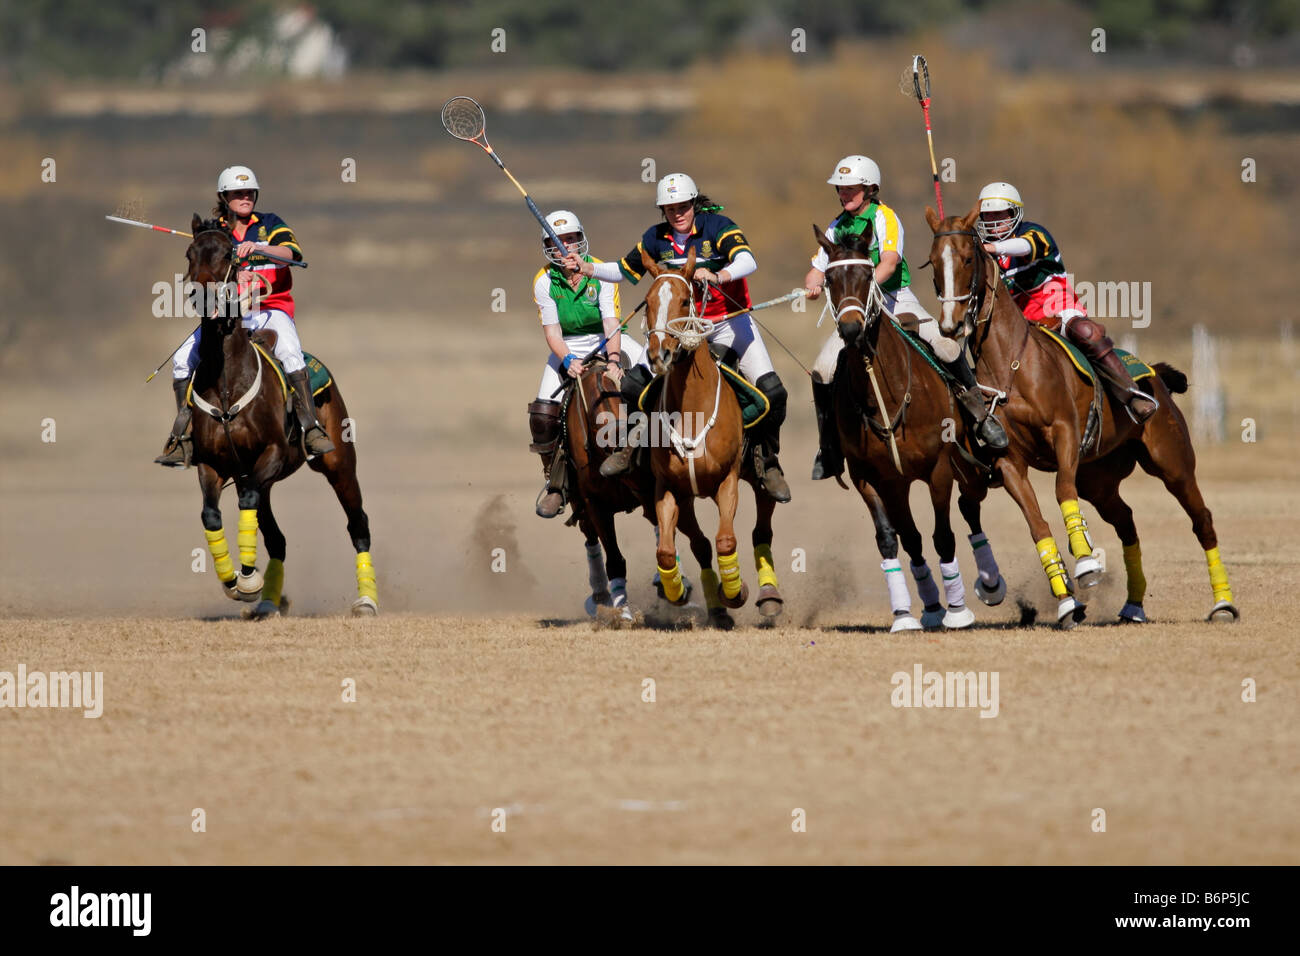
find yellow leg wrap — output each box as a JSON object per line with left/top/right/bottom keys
{"left": 262, "top": 557, "right": 284, "bottom": 605}
{"left": 1059, "top": 499, "right": 1093, "bottom": 560}
{"left": 237, "top": 508, "right": 258, "bottom": 569}
{"left": 204, "top": 528, "right": 236, "bottom": 583}
{"left": 754, "top": 543, "right": 779, "bottom": 590}
{"left": 658, "top": 560, "right": 684, "bottom": 603}
{"left": 355, "top": 551, "right": 378, "bottom": 603}
{"left": 718, "top": 551, "right": 742, "bottom": 600}
{"left": 1036, "top": 536, "right": 1070, "bottom": 598}
{"left": 699, "top": 568, "right": 722, "bottom": 610}
{"left": 1205, "top": 547, "right": 1233, "bottom": 604}
{"left": 1122, "top": 543, "right": 1146, "bottom": 605}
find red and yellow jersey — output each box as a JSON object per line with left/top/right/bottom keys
{"left": 224, "top": 211, "right": 302, "bottom": 318}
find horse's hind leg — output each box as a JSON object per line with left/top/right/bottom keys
{"left": 957, "top": 479, "right": 1006, "bottom": 606}
{"left": 197, "top": 464, "right": 241, "bottom": 604}
{"left": 676, "top": 497, "right": 728, "bottom": 628}
{"left": 249, "top": 484, "right": 290, "bottom": 620}
{"left": 1078, "top": 455, "right": 1146, "bottom": 622}
{"left": 847, "top": 460, "right": 918, "bottom": 632}
{"left": 1136, "top": 411, "right": 1238, "bottom": 622}
{"left": 925, "top": 460, "right": 974, "bottom": 630}
{"left": 749, "top": 485, "right": 783, "bottom": 622}
{"left": 316, "top": 446, "right": 376, "bottom": 616}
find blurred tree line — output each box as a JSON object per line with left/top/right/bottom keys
{"left": 2, "top": 0, "right": 1296, "bottom": 80}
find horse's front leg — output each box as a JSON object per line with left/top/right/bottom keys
{"left": 957, "top": 477, "right": 1007, "bottom": 607}
{"left": 1052, "top": 431, "right": 1102, "bottom": 591}
{"left": 655, "top": 482, "right": 688, "bottom": 605}
{"left": 847, "top": 458, "right": 918, "bottom": 631}
{"left": 925, "top": 459, "right": 974, "bottom": 629}
{"left": 232, "top": 481, "right": 264, "bottom": 601}
{"left": 997, "top": 455, "right": 1082, "bottom": 628}
{"left": 714, "top": 468, "right": 748, "bottom": 609}
{"left": 197, "top": 464, "right": 240, "bottom": 603}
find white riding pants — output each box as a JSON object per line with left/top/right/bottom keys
{"left": 173, "top": 309, "right": 306, "bottom": 380}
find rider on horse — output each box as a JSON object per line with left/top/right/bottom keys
{"left": 156, "top": 165, "right": 335, "bottom": 466}
{"left": 563, "top": 173, "right": 792, "bottom": 503}
{"left": 805, "top": 156, "right": 1008, "bottom": 480}
{"left": 528, "top": 210, "right": 646, "bottom": 518}
{"left": 976, "top": 181, "right": 1158, "bottom": 422}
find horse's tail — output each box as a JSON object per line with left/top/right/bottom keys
{"left": 1154, "top": 362, "right": 1188, "bottom": 394}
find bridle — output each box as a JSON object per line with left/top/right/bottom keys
{"left": 931, "top": 228, "right": 999, "bottom": 346}
{"left": 823, "top": 256, "right": 883, "bottom": 345}
{"left": 647, "top": 271, "right": 714, "bottom": 356}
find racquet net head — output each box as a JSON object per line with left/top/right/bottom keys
{"left": 899, "top": 55, "right": 930, "bottom": 101}
{"left": 441, "top": 96, "right": 486, "bottom": 140}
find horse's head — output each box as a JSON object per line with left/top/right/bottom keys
{"left": 814, "top": 223, "right": 880, "bottom": 349}
{"left": 185, "top": 213, "right": 240, "bottom": 330}
{"left": 641, "top": 246, "right": 701, "bottom": 376}
{"left": 925, "top": 203, "right": 985, "bottom": 337}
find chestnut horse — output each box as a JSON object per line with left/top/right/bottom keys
{"left": 926, "top": 205, "right": 1237, "bottom": 625}
{"left": 640, "top": 249, "right": 783, "bottom": 626}
{"left": 182, "top": 216, "right": 376, "bottom": 618}
{"left": 816, "top": 225, "right": 1007, "bottom": 631}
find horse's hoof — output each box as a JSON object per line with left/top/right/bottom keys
{"left": 943, "top": 605, "right": 976, "bottom": 629}
{"left": 975, "top": 575, "right": 1006, "bottom": 607}
{"left": 1056, "top": 597, "right": 1084, "bottom": 628}
{"left": 236, "top": 569, "right": 263, "bottom": 602}
{"left": 890, "top": 614, "right": 923, "bottom": 633}
{"left": 351, "top": 596, "right": 378, "bottom": 617}
{"left": 708, "top": 606, "right": 735, "bottom": 630}
{"left": 243, "top": 599, "right": 281, "bottom": 621}
{"left": 756, "top": 585, "right": 783, "bottom": 620}
{"left": 718, "top": 581, "right": 748, "bottom": 609}
{"left": 920, "top": 604, "right": 946, "bottom": 629}
{"left": 584, "top": 590, "right": 612, "bottom": 618}
{"left": 653, "top": 573, "right": 694, "bottom": 605}
{"left": 221, "top": 579, "right": 242, "bottom": 602}
{"left": 1207, "top": 600, "right": 1239, "bottom": 623}
{"left": 1118, "top": 601, "right": 1147, "bottom": 623}
{"left": 1074, "top": 555, "right": 1103, "bottom": 590}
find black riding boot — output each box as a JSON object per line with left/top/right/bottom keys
{"left": 528, "top": 399, "right": 566, "bottom": 517}
{"left": 288, "top": 368, "right": 336, "bottom": 456}
{"left": 599, "top": 363, "right": 652, "bottom": 478}
{"left": 810, "top": 379, "right": 843, "bottom": 480}
{"left": 753, "top": 372, "right": 792, "bottom": 503}
{"left": 154, "top": 377, "right": 193, "bottom": 468}
{"left": 943, "top": 356, "right": 1008, "bottom": 452}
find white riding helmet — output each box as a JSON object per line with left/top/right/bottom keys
{"left": 827, "top": 155, "right": 882, "bottom": 188}
{"left": 976, "top": 181, "right": 1024, "bottom": 241}
{"left": 217, "top": 165, "right": 260, "bottom": 195}
{"left": 656, "top": 172, "right": 699, "bottom": 207}
{"left": 542, "top": 209, "right": 588, "bottom": 265}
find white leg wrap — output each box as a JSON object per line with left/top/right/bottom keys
{"left": 882, "top": 558, "right": 912, "bottom": 615}
{"left": 939, "top": 559, "right": 966, "bottom": 608}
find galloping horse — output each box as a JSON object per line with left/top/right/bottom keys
{"left": 926, "top": 205, "right": 1237, "bottom": 625}
{"left": 182, "top": 215, "right": 377, "bottom": 618}
{"left": 640, "top": 249, "right": 783, "bottom": 626}
{"left": 816, "top": 226, "right": 1006, "bottom": 631}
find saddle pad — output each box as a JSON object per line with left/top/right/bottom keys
{"left": 637, "top": 362, "right": 769, "bottom": 429}
{"left": 1034, "top": 326, "right": 1155, "bottom": 385}
{"left": 186, "top": 347, "right": 333, "bottom": 408}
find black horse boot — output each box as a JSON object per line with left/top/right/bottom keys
{"left": 154, "top": 377, "right": 193, "bottom": 468}
{"left": 943, "top": 356, "right": 1008, "bottom": 452}
{"left": 288, "top": 368, "right": 335, "bottom": 456}
{"left": 528, "top": 399, "right": 566, "bottom": 518}
{"left": 753, "top": 372, "right": 792, "bottom": 502}
{"left": 810, "top": 379, "right": 843, "bottom": 480}
{"left": 1065, "top": 317, "right": 1158, "bottom": 423}
{"left": 600, "top": 363, "right": 652, "bottom": 477}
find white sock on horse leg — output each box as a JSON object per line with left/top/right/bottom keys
{"left": 968, "top": 532, "right": 1001, "bottom": 586}
{"left": 910, "top": 562, "right": 941, "bottom": 608}
{"left": 940, "top": 559, "right": 966, "bottom": 608}
{"left": 881, "top": 558, "right": 912, "bottom": 615}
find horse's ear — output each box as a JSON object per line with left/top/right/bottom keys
{"left": 962, "top": 202, "right": 981, "bottom": 229}
{"left": 191, "top": 213, "right": 203, "bottom": 235}
{"left": 683, "top": 246, "right": 696, "bottom": 279}
{"left": 924, "top": 206, "right": 941, "bottom": 232}
{"left": 813, "top": 224, "right": 835, "bottom": 255}
{"left": 640, "top": 248, "right": 660, "bottom": 277}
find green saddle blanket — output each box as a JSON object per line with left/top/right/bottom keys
{"left": 1035, "top": 326, "right": 1154, "bottom": 385}
{"left": 637, "top": 358, "right": 770, "bottom": 429}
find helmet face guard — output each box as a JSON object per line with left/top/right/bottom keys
{"left": 544, "top": 233, "right": 587, "bottom": 266}
{"left": 976, "top": 205, "right": 1021, "bottom": 242}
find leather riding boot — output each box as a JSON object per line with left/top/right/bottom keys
{"left": 754, "top": 372, "right": 792, "bottom": 503}
{"left": 287, "top": 369, "right": 336, "bottom": 455}
{"left": 154, "top": 377, "right": 193, "bottom": 468}
{"left": 943, "top": 356, "right": 1009, "bottom": 452}
{"left": 528, "top": 399, "right": 566, "bottom": 518}
{"left": 1065, "top": 318, "right": 1158, "bottom": 424}
{"left": 810, "top": 379, "right": 843, "bottom": 480}
{"left": 600, "top": 364, "right": 652, "bottom": 478}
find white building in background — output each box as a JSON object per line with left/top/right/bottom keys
{"left": 171, "top": 6, "right": 348, "bottom": 80}
{"left": 1191, "top": 324, "right": 1226, "bottom": 444}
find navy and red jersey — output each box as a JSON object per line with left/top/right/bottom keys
{"left": 223, "top": 211, "right": 302, "bottom": 319}
{"left": 615, "top": 211, "right": 753, "bottom": 319}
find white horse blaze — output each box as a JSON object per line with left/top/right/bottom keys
{"left": 941, "top": 244, "right": 956, "bottom": 330}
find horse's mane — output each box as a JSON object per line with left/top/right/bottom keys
{"left": 194, "top": 217, "right": 229, "bottom": 235}
{"left": 837, "top": 230, "right": 874, "bottom": 262}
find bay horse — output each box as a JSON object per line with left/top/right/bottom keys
{"left": 926, "top": 205, "right": 1238, "bottom": 626}
{"left": 815, "top": 226, "right": 1007, "bottom": 631}
{"left": 181, "top": 215, "right": 377, "bottom": 618}
{"left": 640, "top": 248, "right": 783, "bottom": 626}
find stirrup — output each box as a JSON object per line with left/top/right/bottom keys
{"left": 303, "top": 426, "right": 335, "bottom": 456}
{"left": 1123, "top": 391, "right": 1159, "bottom": 424}
{"left": 154, "top": 435, "right": 191, "bottom": 469}
{"left": 811, "top": 448, "right": 843, "bottom": 481}
{"left": 535, "top": 485, "right": 565, "bottom": 518}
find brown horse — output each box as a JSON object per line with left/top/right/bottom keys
{"left": 816, "top": 226, "right": 1007, "bottom": 631}
{"left": 925, "top": 205, "right": 1238, "bottom": 625}
{"left": 640, "top": 248, "right": 783, "bottom": 626}
{"left": 182, "top": 215, "right": 376, "bottom": 618}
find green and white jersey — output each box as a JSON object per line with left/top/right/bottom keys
{"left": 810, "top": 202, "right": 911, "bottom": 293}
{"left": 532, "top": 256, "right": 619, "bottom": 336}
